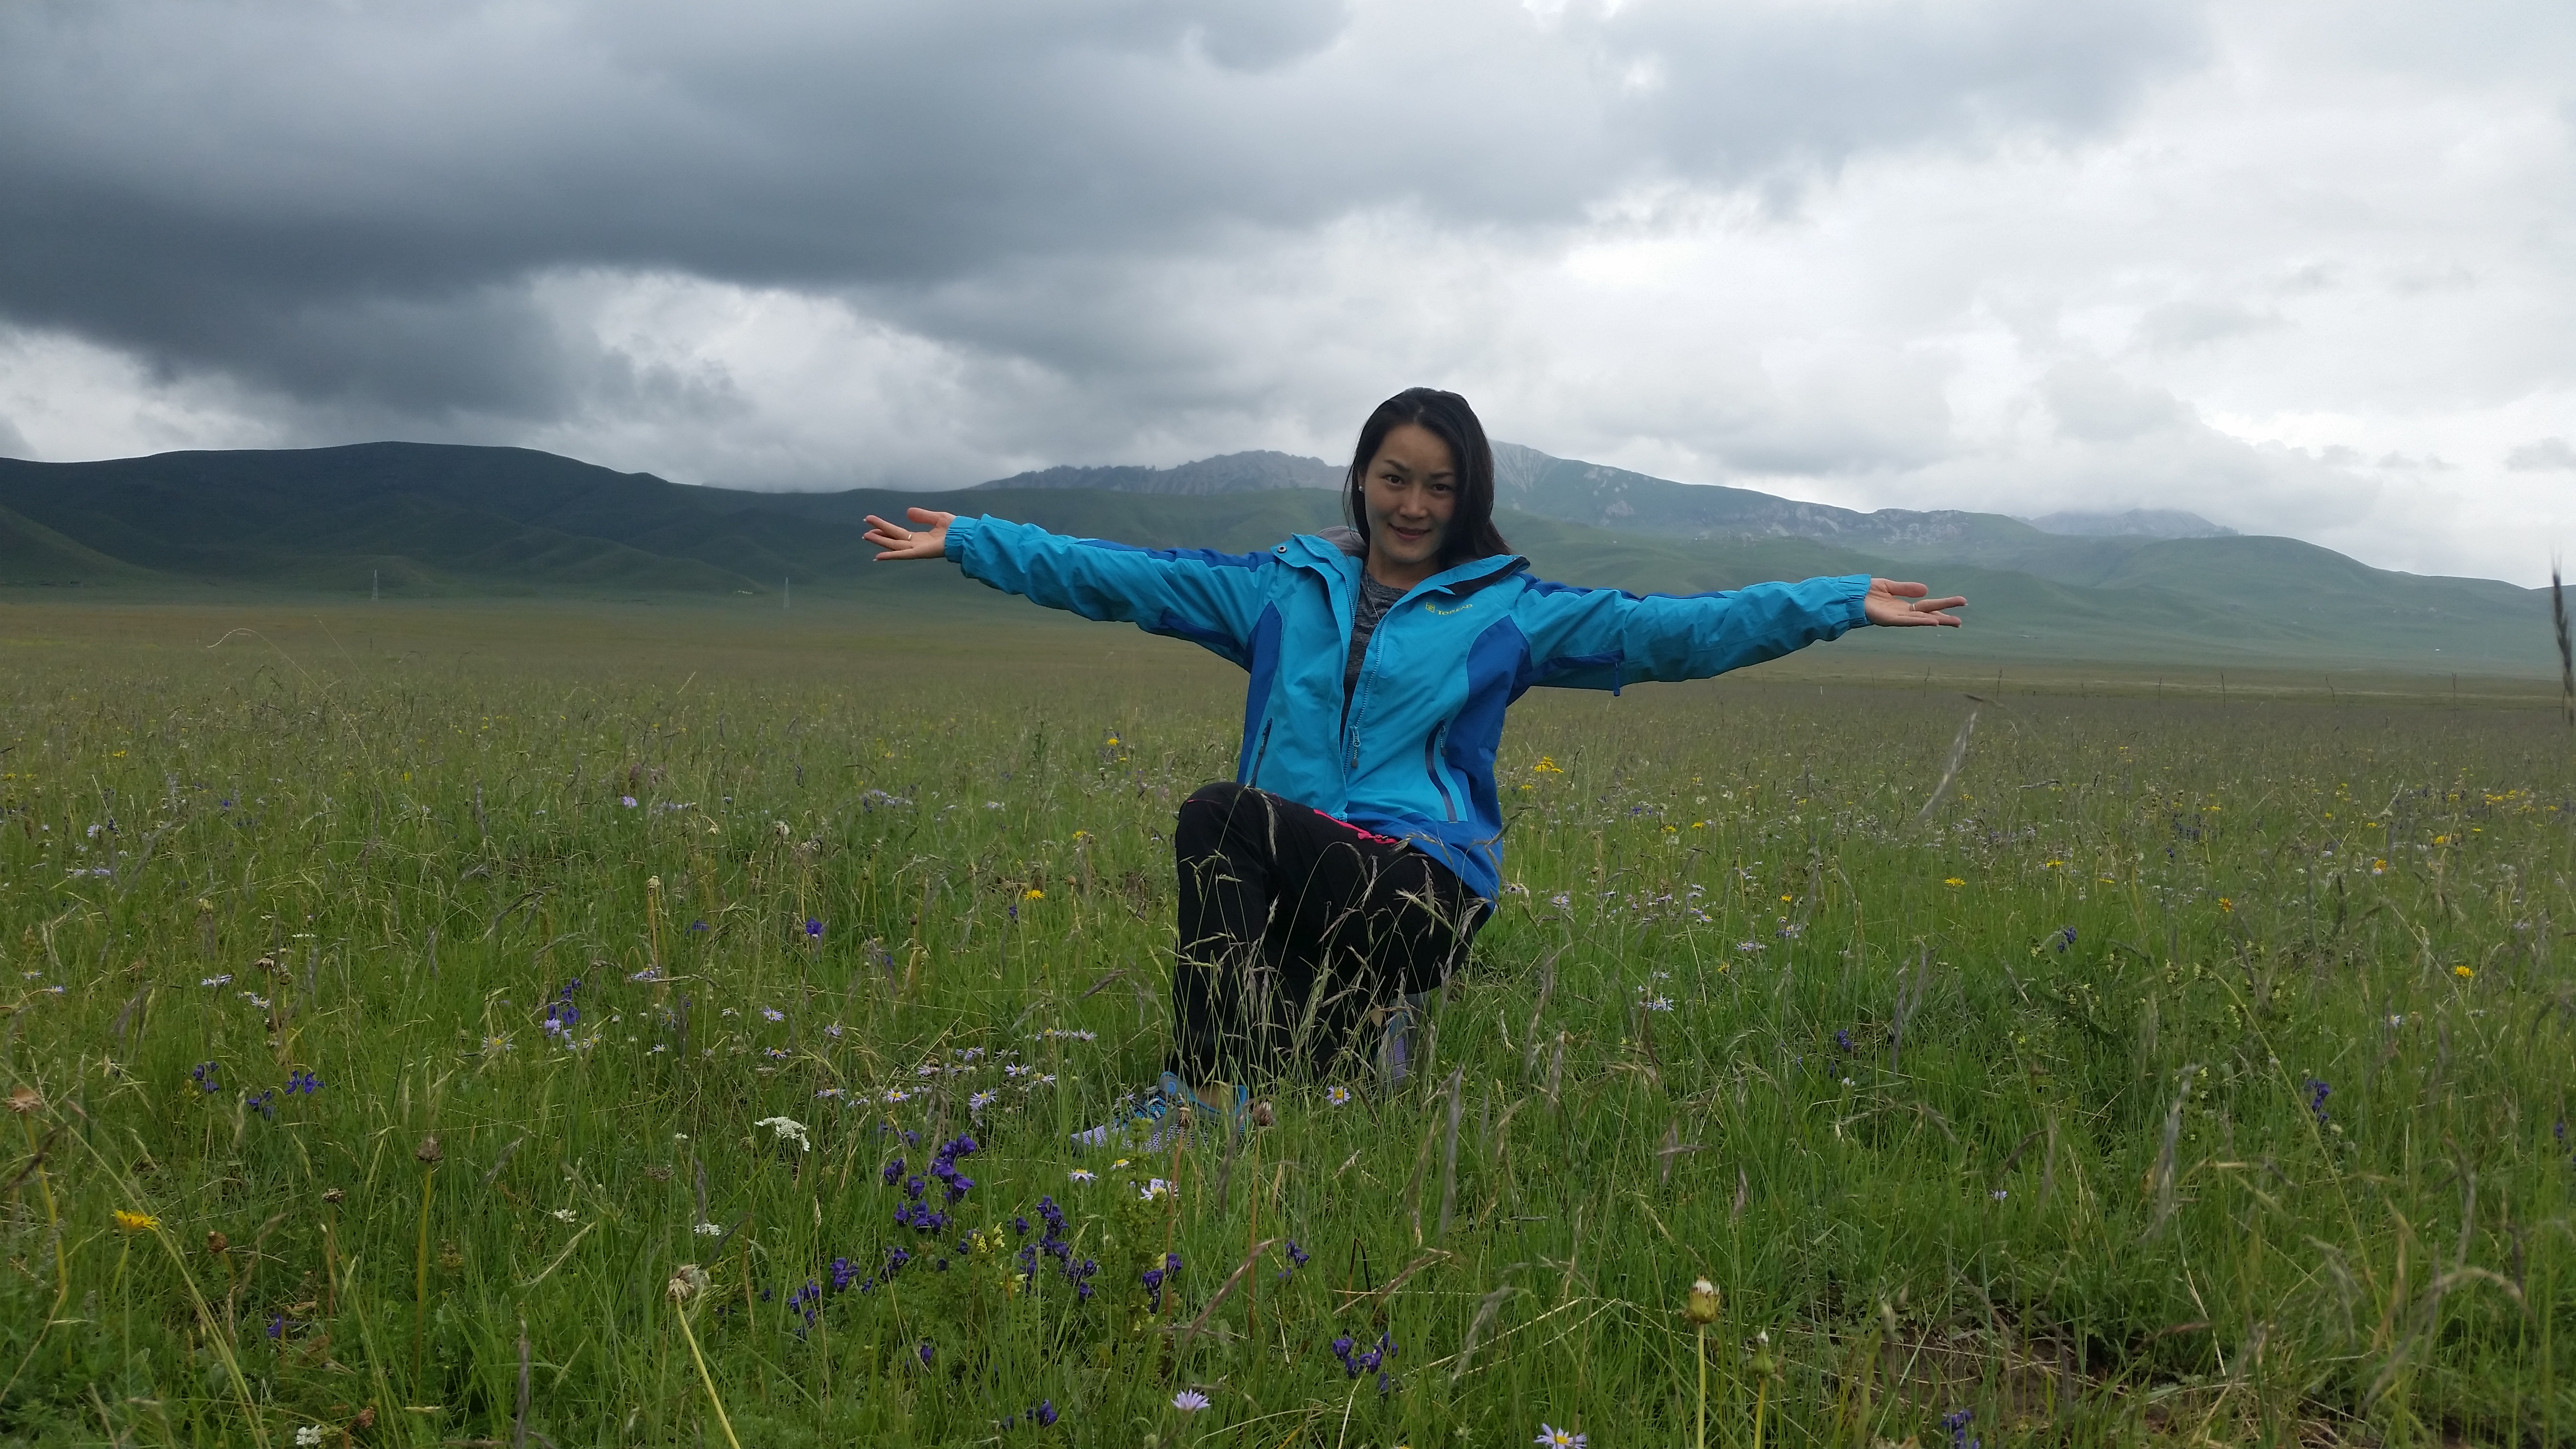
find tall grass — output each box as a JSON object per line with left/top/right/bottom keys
{"left": 0, "top": 602, "right": 2568, "bottom": 1446}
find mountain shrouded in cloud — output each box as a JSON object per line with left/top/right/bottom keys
{"left": 0, "top": 0, "right": 2568, "bottom": 582}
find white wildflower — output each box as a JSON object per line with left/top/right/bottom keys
{"left": 753, "top": 1116, "right": 811, "bottom": 1151}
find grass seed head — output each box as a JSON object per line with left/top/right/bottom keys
{"left": 416, "top": 1135, "right": 443, "bottom": 1165}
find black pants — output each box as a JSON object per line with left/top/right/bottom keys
{"left": 1172, "top": 782, "right": 1482, "bottom": 1081}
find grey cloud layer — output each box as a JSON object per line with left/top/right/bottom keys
{"left": 0, "top": 0, "right": 2201, "bottom": 419}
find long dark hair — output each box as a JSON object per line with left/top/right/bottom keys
{"left": 1343, "top": 387, "right": 1512, "bottom": 566}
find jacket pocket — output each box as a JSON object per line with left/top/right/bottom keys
{"left": 1246, "top": 720, "right": 1274, "bottom": 788}
{"left": 1423, "top": 728, "right": 1457, "bottom": 822}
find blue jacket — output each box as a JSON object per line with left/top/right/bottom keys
{"left": 946, "top": 516, "right": 1872, "bottom": 902}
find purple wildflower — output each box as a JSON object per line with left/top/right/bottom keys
{"left": 2304, "top": 1079, "right": 2331, "bottom": 1125}
{"left": 805, "top": 918, "right": 824, "bottom": 939}
{"left": 190, "top": 1061, "right": 221, "bottom": 1092}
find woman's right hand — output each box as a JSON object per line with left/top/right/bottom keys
{"left": 863, "top": 507, "right": 957, "bottom": 562}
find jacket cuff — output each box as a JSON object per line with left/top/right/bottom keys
{"left": 1837, "top": 574, "right": 1873, "bottom": 628}
{"left": 943, "top": 515, "right": 984, "bottom": 564}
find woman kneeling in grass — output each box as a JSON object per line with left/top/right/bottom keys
{"left": 864, "top": 387, "right": 1964, "bottom": 1140}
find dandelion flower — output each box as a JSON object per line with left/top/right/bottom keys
{"left": 1685, "top": 1277, "right": 1720, "bottom": 1324}
{"left": 1942, "top": 878, "right": 1965, "bottom": 888}
{"left": 666, "top": 1263, "right": 708, "bottom": 1301}
{"left": 2453, "top": 965, "right": 2474, "bottom": 980}
{"left": 113, "top": 1209, "right": 160, "bottom": 1233}
{"left": 1172, "top": 1389, "right": 1210, "bottom": 1412}
{"left": 1023, "top": 888, "right": 1044, "bottom": 901}
{"left": 1536, "top": 1425, "right": 1586, "bottom": 1448}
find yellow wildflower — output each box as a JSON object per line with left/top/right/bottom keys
{"left": 1942, "top": 877, "right": 1965, "bottom": 887}
{"left": 113, "top": 1209, "right": 160, "bottom": 1234}
{"left": 2452, "top": 965, "right": 2474, "bottom": 981}
{"left": 1023, "top": 888, "right": 1044, "bottom": 901}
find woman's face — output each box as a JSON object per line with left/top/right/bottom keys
{"left": 1360, "top": 422, "right": 1458, "bottom": 586}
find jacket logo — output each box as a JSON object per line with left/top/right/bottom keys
{"left": 1423, "top": 599, "right": 1476, "bottom": 616}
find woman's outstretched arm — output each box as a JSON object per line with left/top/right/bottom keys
{"left": 863, "top": 507, "right": 1280, "bottom": 668}
{"left": 1510, "top": 572, "right": 1965, "bottom": 691}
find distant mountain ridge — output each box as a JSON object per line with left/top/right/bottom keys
{"left": 2022, "top": 508, "right": 2238, "bottom": 539}
{"left": 0, "top": 440, "right": 2551, "bottom": 673}
{"left": 978, "top": 450, "right": 1340, "bottom": 495}
{"left": 980, "top": 442, "right": 2238, "bottom": 552}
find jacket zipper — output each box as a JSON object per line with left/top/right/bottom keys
{"left": 1423, "top": 727, "right": 1457, "bottom": 821}
{"left": 1247, "top": 720, "right": 1274, "bottom": 788}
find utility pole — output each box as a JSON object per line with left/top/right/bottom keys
{"left": 372, "top": 569, "right": 379, "bottom": 601}
{"left": 783, "top": 577, "right": 790, "bottom": 611}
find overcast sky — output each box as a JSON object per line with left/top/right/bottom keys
{"left": 2, "top": 0, "right": 2569, "bottom": 583}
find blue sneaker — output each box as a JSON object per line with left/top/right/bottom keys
{"left": 1068, "top": 1074, "right": 1250, "bottom": 1152}
{"left": 1068, "top": 1083, "right": 1177, "bottom": 1151}
{"left": 1156, "top": 1071, "right": 1251, "bottom": 1142}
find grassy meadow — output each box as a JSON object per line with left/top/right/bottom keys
{"left": 0, "top": 597, "right": 2570, "bottom": 1447}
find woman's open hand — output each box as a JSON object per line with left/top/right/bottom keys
{"left": 863, "top": 508, "right": 957, "bottom": 562}
{"left": 1863, "top": 578, "right": 1966, "bottom": 627}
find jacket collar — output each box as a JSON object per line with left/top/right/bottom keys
{"left": 1282, "top": 532, "right": 1528, "bottom": 596}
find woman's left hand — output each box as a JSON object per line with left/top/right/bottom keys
{"left": 1863, "top": 578, "right": 1966, "bottom": 627}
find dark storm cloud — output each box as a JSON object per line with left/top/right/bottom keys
{"left": 0, "top": 0, "right": 2206, "bottom": 424}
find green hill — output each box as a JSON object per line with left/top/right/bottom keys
{"left": 0, "top": 442, "right": 2553, "bottom": 674}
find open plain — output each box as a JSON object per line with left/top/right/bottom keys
{"left": 0, "top": 598, "right": 2569, "bottom": 1446}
